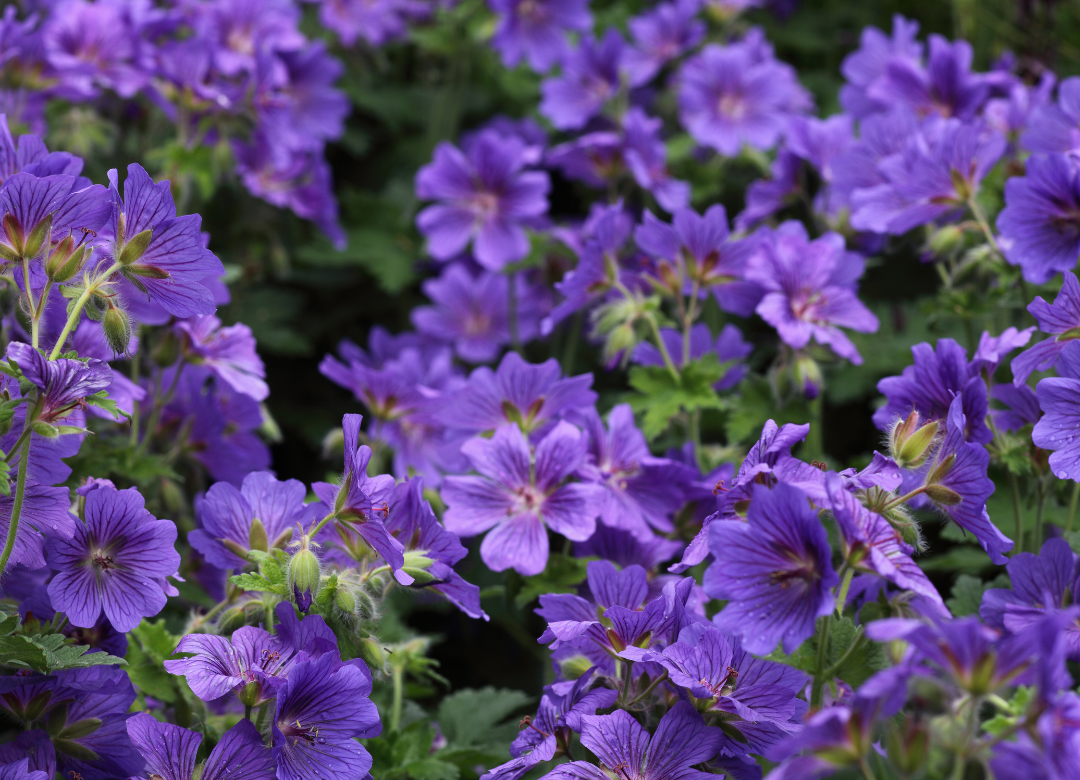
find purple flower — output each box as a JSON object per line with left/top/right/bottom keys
{"left": 839, "top": 14, "right": 923, "bottom": 118}
{"left": 272, "top": 653, "right": 381, "bottom": 780}
{"left": 830, "top": 106, "right": 920, "bottom": 213}
{"left": 997, "top": 154, "right": 1080, "bottom": 285}
{"left": 873, "top": 338, "right": 991, "bottom": 444}
{"left": 850, "top": 119, "right": 1005, "bottom": 235}
{"left": 0, "top": 115, "right": 82, "bottom": 184}
{"left": 542, "top": 701, "right": 723, "bottom": 780}
{"left": 416, "top": 130, "right": 550, "bottom": 270}
{"left": 991, "top": 383, "right": 1041, "bottom": 432}
{"left": 188, "top": 471, "right": 307, "bottom": 570}
{"left": 102, "top": 163, "right": 225, "bottom": 319}
{"left": 443, "top": 422, "right": 600, "bottom": 575}
{"left": 623, "top": 0, "right": 705, "bottom": 87}
{"left": 971, "top": 326, "right": 1034, "bottom": 377}
{"left": 623, "top": 108, "right": 691, "bottom": 213}
{"left": 193, "top": 0, "right": 304, "bottom": 76}
{"left": 784, "top": 114, "right": 855, "bottom": 215}
{"left": 314, "top": 0, "right": 425, "bottom": 47}
{"left": 632, "top": 323, "right": 752, "bottom": 391}
{"left": 45, "top": 483, "right": 180, "bottom": 632}
{"left": 7, "top": 342, "right": 112, "bottom": 423}
{"left": 311, "top": 413, "right": 405, "bottom": 571}
{"left": 385, "top": 477, "right": 487, "bottom": 620}
{"left": 576, "top": 404, "right": 692, "bottom": 538}
{"left": 411, "top": 261, "right": 545, "bottom": 363}
{"left": 635, "top": 205, "right": 761, "bottom": 316}
{"left": 574, "top": 522, "right": 683, "bottom": 572}
{"left": 1034, "top": 340, "right": 1080, "bottom": 482}
{"left": 126, "top": 714, "right": 275, "bottom": 780}
{"left": 735, "top": 149, "right": 801, "bottom": 231}
{"left": 980, "top": 538, "right": 1080, "bottom": 660}
{"left": 1023, "top": 76, "right": 1080, "bottom": 154}
{"left": 867, "top": 35, "right": 990, "bottom": 120}
{"left": 165, "top": 602, "right": 337, "bottom": 704}
{"left": 0, "top": 485, "right": 75, "bottom": 574}
{"left": 545, "top": 131, "right": 624, "bottom": 188}
{"left": 704, "top": 482, "right": 838, "bottom": 654}
{"left": 0, "top": 172, "right": 110, "bottom": 264}
{"left": 745, "top": 222, "right": 878, "bottom": 364}
{"left": 826, "top": 474, "right": 947, "bottom": 617}
{"left": 481, "top": 669, "right": 617, "bottom": 780}
{"left": 677, "top": 35, "right": 812, "bottom": 156}
{"left": 0, "top": 730, "right": 52, "bottom": 780}
{"left": 989, "top": 692, "right": 1080, "bottom": 779}
{"left": 539, "top": 30, "right": 625, "bottom": 131}
{"left": 0, "top": 666, "right": 142, "bottom": 779}
{"left": 923, "top": 394, "right": 1013, "bottom": 563}
{"left": 766, "top": 698, "right": 879, "bottom": 780}
{"left": 158, "top": 366, "right": 271, "bottom": 485}
{"left": 176, "top": 315, "right": 268, "bottom": 402}
{"left": 1013, "top": 273, "right": 1080, "bottom": 385}
{"left": 436, "top": 351, "right": 596, "bottom": 436}
{"left": 489, "top": 0, "right": 591, "bottom": 72}
{"left": 624, "top": 623, "right": 807, "bottom": 757}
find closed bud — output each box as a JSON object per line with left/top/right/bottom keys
{"left": 47, "top": 244, "right": 87, "bottom": 283}
{"left": 248, "top": 518, "right": 269, "bottom": 553}
{"left": 117, "top": 228, "right": 153, "bottom": 265}
{"left": 924, "top": 484, "right": 962, "bottom": 506}
{"left": 793, "top": 354, "right": 823, "bottom": 399}
{"left": 889, "top": 411, "right": 919, "bottom": 455}
{"left": 927, "top": 224, "right": 965, "bottom": 256}
{"left": 23, "top": 214, "right": 52, "bottom": 259}
{"left": 287, "top": 538, "right": 321, "bottom": 613}
{"left": 895, "top": 419, "right": 939, "bottom": 469}
{"left": 31, "top": 420, "right": 59, "bottom": 438}
{"left": 357, "top": 637, "right": 387, "bottom": 674}
{"left": 335, "top": 586, "right": 356, "bottom": 615}
{"left": 102, "top": 307, "right": 131, "bottom": 356}
{"left": 160, "top": 479, "right": 184, "bottom": 516}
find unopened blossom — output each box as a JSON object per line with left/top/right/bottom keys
{"left": 416, "top": 130, "right": 550, "bottom": 269}
{"left": 633, "top": 323, "right": 752, "bottom": 391}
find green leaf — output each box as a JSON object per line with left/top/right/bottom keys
{"left": 627, "top": 354, "right": 726, "bottom": 440}
{"left": 405, "top": 759, "right": 460, "bottom": 780}
{"left": 725, "top": 375, "right": 811, "bottom": 445}
{"left": 229, "top": 572, "right": 285, "bottom": 595}
{"left": 84, "top": 390, "right": 127, "bottom": 422}
{"left": 0, "top": 633, "right": 126, "bottom": 671}
{"left": 514, "top": 553, "right": 593, "bottom": 608}
{"left": 437, "top": 687, "right": 533, "bottom": 749}
{"left": 125, "top": 620, "right": 182, "bottom": 702}
{"left": 296, "top": 229, "right": 418, "bottom": 294}
{"left": 947, "top": 573, "right": 1010, "bottom": 617}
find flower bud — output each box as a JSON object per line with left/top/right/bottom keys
{"left": 887, "top": 717, "right": 929, "bottom": 775}
{"left": 102, "top": 307, "right": 132, "bottom": 356}
{"left": 153, "top": 330, "right": 179, "bottom": 368}
{"left": 47, "top": 242, "right": 87, "bottom": 283}
{"left": 287, "top": 537, "right": 321, "bottom": 613}
{"left": 357, "top": 637, "right": 387, "bottom": 674}
{"left": 31, "top": 420, "right": 59, "bottom": 438}
{"left": 794, "top": 354, "right": 823, "bottom": 399}
{"left": 117, "top": 228, "right": 153, "bottom": 265}
{"left": 924, "top": 485, "right": 962, "bottom": 506}
{"left": 891, "top": 415, "right": 939, "bottom": 469}
{"left": 927, "top": 224, "right": 964, "bottom": 256}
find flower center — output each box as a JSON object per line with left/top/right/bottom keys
{"left": 92, "top": 552, "right": 115, "bottom": 571}
{"left": 463, "top": 310, "right": 492, "bottom": 336}
{"left": 512, "top": 485, "right": 545, "bottom": 515}
{"left": 470, "top": 191, "right": 500, "bottom": 220}
{"left": 517, "top": 0, "right": 547, "bottom": 23}
{"left": 718, "top": 93, "right": 748, "bottom": 121}
{"left": 280, "top": 718, "right": 327, "bottom": 747}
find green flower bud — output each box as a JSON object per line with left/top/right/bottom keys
{"left": 924, "top": 484, "right": 962, "bottom": 506}
{"left": 927, "top": 224, "right": 965, "bottom": 256}
{"left": 153, "top": 330, "right": 180, "bottom": 368}
{"left": 117, "top": 228, "right": 153, "bottom": 265}
{"left": 357, "top": 637, "right": 387, "bottom": 674}
{"left": 287, "top": 537, "right": 321, "bottom": 613}
{"left": 46, "top": 242, "right": 87, "bottom": 283}
{"left": 894, "top": 418, "right": 939, "bottom": 469}
{"left": 793, "top": 354, "right": 823, "bottom": 399}
{"left": 558, "top": 654, "right": 593, "bottom": 681}
{"left": 102, "top": 307, "right": 132, "bottom": 356}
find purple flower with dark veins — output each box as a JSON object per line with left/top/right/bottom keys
{"left": 540, "top": 701, "right": 723, "bottom": 780}
{"left": 868, "top": 34, "right": 991, "bottom": 120}
{"left": 416, "top": 130, "right": 550, "bottom": 270}
{"left": 677, "top": 34, "right": 812, "bottom": 156}
{"left": 1012, "top": 272, "right": 1080, "bottom": 385}
{"left": 6, "top": 342, "right": 112, "bottom": 423}
{"left": 623, "top": 0, "right": 705, "bottom": 87}
{"left": 0, "top": 172, "right": 110, "bottom": 266}
{"left": 188, "top": 471, "right": 307, "bottom": 570}
{"left": 980, "top": 538, "right": 1080, "bottom": 660}
{"left": 489, "top": 0, "right": 592, "bottom": 73}
{"left": 411, "top": 261, "right": 545, "bottom": 363}
{"left": 839, "top": 14, "right": 923, "bottom": 119}
{"left": 622, "top": 623, "right": 808, "bottom": 759}
{"left": 437, "top": 351, "right": 596, "bottom": 437}
{"left": 635, "top": 205, "right": 762, "bottom": 316}
{"left": 922, "top": 394, "right": 1013, "bottom": 563}
{"left": 622, "top": 108, "right": 691, "bottom": 213}
{"left": 481, "top": 669, "right": 617, "bottom": 780}
{"left": 850, "top": 119, "right": 1005, "bottom": 235}
{"left": 997, "top": 154, "right": 1080, "bottom": 285}
{"left": 745, "top": 221, "right": 878, "bottom": 364}
{"left": 101, "top": 163, "right": 225, "bottom": 318}
{"left": 126, "top": 713, "right": 275, "bottom": 780}
{"left": 0, "top": 115, "right": 83, "bottom": 185}
{"left": 46, "top": 483, "right": 180, "bottom": 632}
{"left": 272, "top": 652, "right": 382, "bottom": 780}
{"left": 165, "top": 601, "right": 338, "bottom": 705}
{"left": 575, "top": 404, "right": 693, "bottom": 539}
{"left": 442, "top": 422, "right": 601, "bottom": 575}
{"left": 175, "top": 315, "right": 268, "bottom": 402}
{"left": 704, "top": 482, "right": 838, "bottom": 654}
{"left": 0, "top": 483, "right": 74, "bottom": 574}
{"left": 1034, "top": 341, "right": 1080, "bottom": 483}
{"left": 539, "top": 30, "right": 625, "bottom": 131}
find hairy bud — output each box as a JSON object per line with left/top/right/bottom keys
{"left": 287, "top": 536, "right": 321, "bottom": 613}
{"left": 117, "top": 228, "right": 153, "bottom": 265}
{"left": 890, "top": 413, "right": 939, "bottom": 469}
{"left": 102, "top": 307, "right": 132, "bottom": 356}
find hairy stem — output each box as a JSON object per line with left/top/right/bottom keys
{"left": 0, "top": 430, "right": 34, "bottom": 577}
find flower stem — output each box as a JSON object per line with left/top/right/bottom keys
{"left": 627, "top": 671, "right": 668, "bottom": 707}
{"left": 810, "top": 613, "right": 832, "bottom": 710}
{"left": 1009, "top": 471, "right": 1024, "bottom": 554}
{"left": 307, "top": 510, "right": 338, "bottom": 538}
{"left": 391, "top": 662, "right": 404, "bottom": 732}
{"left": 0, "top": 431, "right": 33, "bottom": 577}
{"left": 967, "top": 196, "right": 1000, "bottom": 254}
{"left": 836, "top": 566, "right": 855, "bottom": 617}
{"left": 48, "top": 286, "right": 93, "bottom": 360}
{"left": 644, "top": 312, "right": 680, "bottom": 382}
